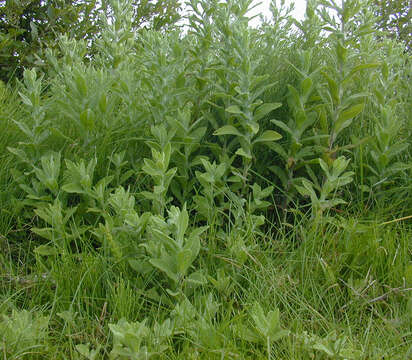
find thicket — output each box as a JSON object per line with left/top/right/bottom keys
{"left": 0, "top": 0, "right": 181, "bottom": 81}
{"left": 0, "top": 0, "right": 411, "bottom": 359}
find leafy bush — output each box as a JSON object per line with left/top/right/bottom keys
{"left": 0, "top": 0, "right": 411, "bottom": 359}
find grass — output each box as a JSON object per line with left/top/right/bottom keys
{"left": 1, "top": 210, "right": 410, "bottom": 359}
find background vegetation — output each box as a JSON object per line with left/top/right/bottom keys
{"left": 0, "top": 0, "right": 411, "bottom": 358}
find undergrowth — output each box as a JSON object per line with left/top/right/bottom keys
{"left": 0, "top": 0, "right": 411, "bottom": 359}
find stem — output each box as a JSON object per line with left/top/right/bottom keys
{"left": 282, "top": 166, "right": 295, "bottom": 217}
{"left": 242, "top": 158, "right": 252, "bottom": 194}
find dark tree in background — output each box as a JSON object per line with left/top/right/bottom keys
{"left": 373, "top": 0, "right": 412, "bottom": 51}
{"left": 0, "top": 0, "right": 181, "bottom": 82}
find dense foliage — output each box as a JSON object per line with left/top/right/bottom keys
{"left": 373, "top": 0, "right": 412, "bottom": 50}
{"left": 0, "top": 0, "right": 181, "bottom": 81}
{"left": 0, "top": 0, "right": 411, "bottom": 358}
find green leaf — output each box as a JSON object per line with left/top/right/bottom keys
{"left": 335, "top": 103, "right": 364, "bottom": 135}
{"left": 176, "top": 249, "right": 193, "bottom": 275}
{"left": 7, "top": 147, "right": 29, "bottom": 162}
{"left": 250, "top": 303, "right": 269, "bottom": 336}
{"left": 321, "top": 71, "right": 339, "bottom": 106}
{"left": 233, "top": 323, "right": 261, "bottom": 343}
{"left": 75, "top": 74, "right": 87, "bottom": 97}
{"left": 254, "top": 130, "right": 282, "bottom": 143}
{"left": 76, "top": 343, "right": 101, "bottom": 360}
{"left": 247, "top": 121, "right": 260, "bottom": 134}
{"left": 312, "top": 343, "right": 335, "bottom": 356}
{"left": 226, "top": 105, "right": 243, "bottom": 114}
{"left": 18, "top": 92, "right": 33, "bottom": 107}
{"left": 235, "top": 148, "right": 252, "bottom": 159}
{"left": 318, "top": 158, "right": 330, "bottom": 175}
{"left": 185, "top": 232, "right": 201, "bottom": 262}
{"left": 301, "top": 77, "right": 313, "bottom": 97}
{"left": 98, "top": 94, "right": 107, "bottom": 113}
{"left": 270, "top": 119, "right": 294, "bottom": 135}
{"left": 62, "top": 182, "right": 84, "bottom": 194}
{"left": 213, "top": 125, "right": 243, "bottom": 137}
{"left": 186, "top": 271, "right": 207, "bottom": 285}
{"left": 339, "top": 103, "right": 364, "bottom": 123}
{"left": 34, "top": 245, "right": 58, "bottom": 256}
{"left": 347, "top": 63, "right": 381, "bottom": 78}
{"left": 150, "top": 258, "right": 178, "bottom": 283}
{"left": 31, "top": 227, "right": 54, "bottom": 241}
{"left": 80, "top": 108, "right": 95, "bottom": 130}
{"left": 254, "top": 103, "right": 282, "bottom": 121}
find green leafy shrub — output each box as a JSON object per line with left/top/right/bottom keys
{"left": 1, "top": 0, "right": 411, "bottom": 359}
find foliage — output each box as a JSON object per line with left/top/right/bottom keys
{"left": 372, "top": 0, "right": 412, "bottom": 50}
{"left": 0, "top": 310, "right": 49, "bottom": 359}
{"left": 0, "top": 0, "right": 181, "bottom": 82}
{"left": 0, "top": 0, "right": 411, "bottom": 359}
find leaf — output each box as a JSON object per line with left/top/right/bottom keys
{"left": 213, "top": 125, "right": 243, "bottom": 137}
{"left": 296, "top": 179, "right": 317, "bottom": 200}
{"left": 98, "top": 94, "right": 107, "bottom": 113}
{"left": 226, "top": 105, "right": 243, "bottom": 114}
{"left": 254, "top": 103, "right": 282, "bottom": 121}
{"left": 150, "top": 258, "right": 178, "bottom": 283}
{"left": 75, "top": 74, "right": 87, "bottom": 97}
{"left": 321, "top": 71, "right": 339, "bottom": 106}
{"left": 30, "top": 21, "right": 38, "bottom": 40}
{"left": 339, "top": 103, "right": 364, "bottom": 123}
{"left": 318, "top": 158, "right": 330, "bottom": 175}
{"left": 185, "top": 232, "right": 201, "bottom": 262}
{"left": 7, "top": 147, "right": 29, "bottom": 162}
{"left": 247, "top": 121, "right": 260, "bottom": 134}
{"left": 334, "top": 103, "right": 364, "bottom": 135}
{"left": 254, "top": 130, "right": 282, "bottom": 143}
{"left": 312, "top": 343, "right": 335, "bottom": 356}
{"left": 232, "top": 323, "right": 261, "bottom": 343}
{"left": 76, "top": 343, "right": 101, "bottom": 360}
{"left": 62, "top": 182, "right": 84, "bottom": 194}
{"left": 128, "top": 259, "right": 153, "bottom": 275}
{"left": 271, "top": 329, "right": 290, "bottom": 342}
{"left": 80, "top": 108, "right": 95, "bottom": 131}
{"left": 347, "top": 63, "right": 381, "bottom": 78}
{"left": 31, "top": 227, "right": 54, "bottom": 242}
{"left": 176, "top": 249, "right": 193, "bottom": 275}
{"left": 120, "top": 169, "right": 135, "bottom": 184}
{"left": 18, "top": 92, "right": 33, "bottom": 107}
{"left": 186, "top": 271, "right": 207, "bottom": 285}
{"left": 301, "top": 77, "right": 313, "bottom": 97}
{"left": 235, "top": 148, "right": 252, "bottom": 159}
{"left": 270, "top": 119, "right": 294, "bottom": 135}
{"left": 34, "top": 245, "right": 58, "bottom": 256}
{"left": 250, "top": 303, "right": 269, "bottom": 336}
{"left": 13, "top": 120, "right": 33, "bottom": 138}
